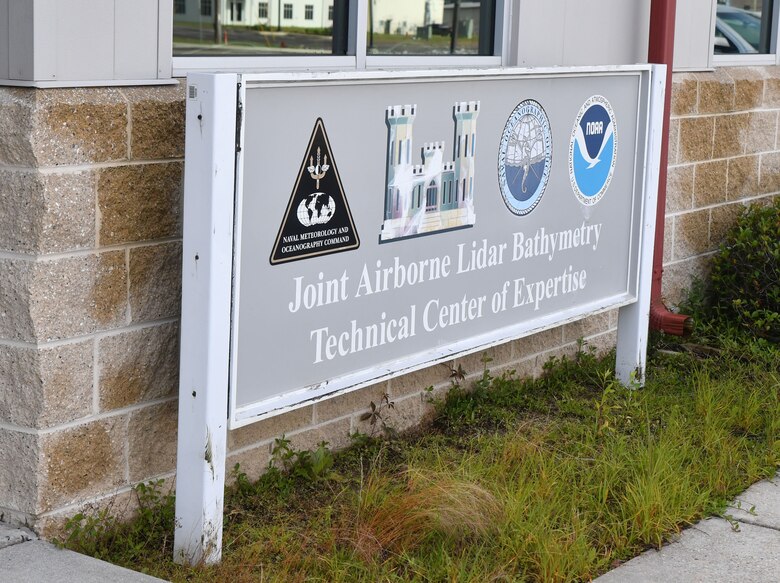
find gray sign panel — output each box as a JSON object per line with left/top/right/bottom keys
{"left": 230, "top": 68, "right": 651, "bottom": 425}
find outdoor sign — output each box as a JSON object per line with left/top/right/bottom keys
{"left": 175, "top": 66, "right": 664, "bottom": 564}
{"left": 229, "top": 69, "right": 651, "bottom": 426}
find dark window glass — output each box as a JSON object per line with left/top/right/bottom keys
{"left": 367, "top": 0, "right": 496, "bottom": 56}
{"left": 174, "top": 0, "right": 350, "bottom": 56}
{"left": 714, "top": 1, "right": 773, "bottom": 55}
{"left": 174, "top": 0, "right": 186, "bottom": 15}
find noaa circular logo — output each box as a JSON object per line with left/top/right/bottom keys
{"left": 498, "top": 99, "right": 552, "bottom": 216}
{"left": 569, "top": 95, "right": 617, "bottom": 206}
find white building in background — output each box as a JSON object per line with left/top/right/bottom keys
{"left": 174, "top": 0, "right": 334, "bottom": 28}
{"left": 371, "top": 0, "right": 445, "bottom": 36}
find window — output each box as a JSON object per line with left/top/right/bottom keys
{"left": 173, "top": 0, "right": 502, "bottom": 65}
{"left": 174, "top": 0, "right": 186, "bottom": 14}
{"left": 714, "top": 0, "right": 776, "bottom": 60}
{"left": 368, "top": 0, "right": 497, "bottom": 56}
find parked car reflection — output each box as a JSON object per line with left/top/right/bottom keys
{"left": 715, "top": 6, "right": 762, "bottom": 54}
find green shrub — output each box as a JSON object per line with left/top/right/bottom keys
{"left": 710, "top": 199, "right": 780, "bottom": 340}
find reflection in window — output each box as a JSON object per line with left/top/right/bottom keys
{"left": 173, "top": 0, "right": 349, "bottom": 56}
{"left": 714, "top": 0, "right": 773, "bottom": 55}
{"left": 367, "top": 0, "right": 496, "bottom": 55}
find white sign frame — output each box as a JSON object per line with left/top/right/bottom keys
{"left": 174, "top": 65, "right": 665, "bottom": 564}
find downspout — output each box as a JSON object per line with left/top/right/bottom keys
{"left": 647, "top": 0, "right": 693, "bottom": 335}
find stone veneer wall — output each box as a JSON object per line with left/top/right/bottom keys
{"left": 664, "top": 67, "right": 780, "bottom": 306}
{"left": 0, "top": 66, "right": 777, "bottom": 535}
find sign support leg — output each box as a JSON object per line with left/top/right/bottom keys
{"left": 616, "top": 65, "right": 666, "bottom": 387}
{"left": 173, "top": 73, "right": 239, "bottom": 565}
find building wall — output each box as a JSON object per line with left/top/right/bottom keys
{"left": 663, "top": 67, "right": 780, "bottom": 306}
{"left": 0, "top": 65, "right": 778, "bottom": 535}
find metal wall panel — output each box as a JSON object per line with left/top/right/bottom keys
{"left": 8, "top": 0, "right": 34, "bottom": 80}
{"left": 0, "top": 0, "right": 9, "bottom": 80}
{"left": 673, "top": 0, "right": 714, "bottom": 70}
{"left": 515, "top": 0, "right": 651, "bottom": 67}
{"left": 116, "top": 0, "right": 158, "bottom": 79}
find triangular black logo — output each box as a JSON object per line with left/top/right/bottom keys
{"left": 270, "top": 119, "right": 360, "bottom": 265}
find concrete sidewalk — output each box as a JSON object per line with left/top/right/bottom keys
{"left": 0, "top": 524, "right": 166, "bottom": 582}
{"left": 1, "top": 472, "right": 777, "bottom": 582}
{"left": 596, "top": 471, "right": 780, "bottom": 583}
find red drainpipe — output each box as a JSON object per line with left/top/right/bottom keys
{"left": 647, "top": 0, "right": 693, "bottom": 335}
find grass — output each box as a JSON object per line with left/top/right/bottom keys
{"left": 60, "top": 327, "right": 780, "bottom": 582}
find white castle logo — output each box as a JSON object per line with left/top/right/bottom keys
{"left": 380, "top": 102, "right": 479, "bottom": 241}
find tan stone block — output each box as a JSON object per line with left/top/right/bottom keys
{"left": 0, "top": 170, "right": 97, "bottom": 254}
{"left": 713, "top": 113, "right": 748, "bottom": 159}
{"left": 0, "top": 428, "right": 39, "bottom": 514}
{"left": 99, "top": 323, "right": 179, "bottom": 411}
{"left": 666, "top": 165, "right": 693, "bottom": 212}
{"left": 745, "top": 111, "right": 777, "bottom": 154}
{"left": 673, "top": 210, "right": 710, "bottom": 260}
{"left": 0, "top": 88, "right": 36, "bottom": 166}
{"left": 29, "top": 251, "right": 128, "bottom": 341}
{"left": 41, "top": 417, "right": 127, "bottom": 512}
{"left": 228, "top": 405, "right": 314, "bottom": 450}
{"left": 696, "top": 71, "right": 735, "bottom": 114}
{"left": 679, "top": 117, "right": 714, "bottom": 163}
{"left": 455, "top": 341, "right": 513, "bottom": 378}
{"left": 98, "top": 162, "right": 183, "bottom": 245}
{"left": 727, "top": 67, "right": 765, "bottom": 110}
{"left": 667, "top": 118, "right": 680, "bottom": 165}
{"left": 693, "top": 160, "right": 728, "bottom": 207}
{"left": 287, "top": 417, "right": 352, "bottom": 454}
{"left": 390, "top": 364, "right": 452, "bottom": 399}
{"left": 0, "top": 258, "right": 35, "bottom": 343}
{"left": 663, "top": 216, "right": 674, "bottom": 264}
{"left": 709, "top": 203, "right": 744, "bottom": 248}
{"left": 123, "top": 84, "right": 186, "bottom": 160}
{"left": 354, "top": 393, "right": 425, "bottom": 436}
{"left": 762, "top": 77, "right": 780, "bottom": 108}
{"left": 562, "top": 312, "right": 611, "bottom": 343}
{"left": 315, "top": 383, "right": 387, "bottom": 423}
{"left": 759, "top": 152, "right": 780, "bottom": 193}
{"left": 226, "top": 447, "right": 273, "bottom": 483}
{"left": 727, "top": 155, "right": 760, "bottom": 199}
{"left": 36, "top": 342, "right": 93, "bottom": 428}
{"left": 735, "top": 79, "right": 764, "bottom": 111}
{"left": 129, "top": 242, "right": 182, "bottom": 322}
{"left": 671, "top": 74, "right": 698, "bottom": 116}
{"left": 661, "top": 256, "right": 712, "bottom": 308}
{"left": 36, "top": 88, "right": 128, "bottom": 166}
{"left": 512, "top": 327, "right": 563, "bottom": 360}
{"left": 583, "top": 329, "right": 618, "bottom": 356}
{"left": 127, "top": 400, "right": 178, "bottom": 482}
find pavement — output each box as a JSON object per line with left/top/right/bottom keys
{"left": 0, "top": 472, "right": 777, "bottom": 582}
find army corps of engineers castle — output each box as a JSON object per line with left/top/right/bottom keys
{"left": 380, "top": 101, "right": 480, "bottom": 241}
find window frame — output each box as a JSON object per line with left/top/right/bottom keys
{"left": 712, "top": 0, "right": 780, "bottom": 67}
{"left": 172, "top": 0, "right": 510, "bottom": 76}
{"left": 200, "top": 0, "right": 213, "bottom": 17}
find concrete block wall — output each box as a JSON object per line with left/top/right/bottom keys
{"left": 1, "top": 66, "right": 777, "bottom": 536}
{"left": 664, "top": 67, "right": 780, "bottom": 306}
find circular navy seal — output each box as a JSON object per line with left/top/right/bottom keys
{"left": 569, "top": 95, "right": 617, "bottom": 206}
{"left": 498, "top": 99, "right": 552, "bottom": 216}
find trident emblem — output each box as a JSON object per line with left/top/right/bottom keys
{"left": 307, "top": 146, "right": 330, "bottom": 190}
